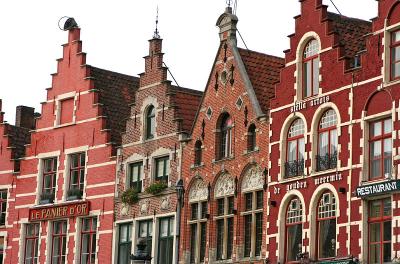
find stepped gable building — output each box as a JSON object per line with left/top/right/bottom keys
{"left": 6, "top": 25, "right": 139, "bottom": 264}
{"left": 0, "top": 103, "right": 33, "bottom": 263}
{"left": 179, "top": 6, "right": 284, "bottom": 264}
{"left": 267, "top": 0, "right": 400, "bottom": 263}
{"left": 113, "top": 33, "right": 203, "bottom": 264}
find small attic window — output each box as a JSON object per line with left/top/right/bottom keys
{"left": 236, "top": 96, "right": 243, "bottom": 110}
{"left": 354, "top": 55, "right": 361, "bottom": 68}
{"left": 206, "top": 107, "right": 213, "bottom": 120}
{"left": 59, "top": 98, "right": 74, "bottom": 125}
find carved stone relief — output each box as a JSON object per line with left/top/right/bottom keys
{"left": 215, "top": 173, "right": 235, "bottom": 198}
{"left": 242, "top": 166, "right": 264, "bottom": 192}
{"left": 161, "top": 196, "right": 170, "bottom": 210}
{"left": 189, "top": 179, "right": 208, "bottom": 202}
{"left": 139, "top": 199, "right": 150, "bottom": 216}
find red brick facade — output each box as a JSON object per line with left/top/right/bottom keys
{"left": 5, "top": 28, "right": 138, "bottom": 264}
{"left": 113, "top": 36, "right": 202, "bottom": 264}
{"left": 179, "top": 7, "right": 283, "bottom": 264}
{"left": 2, "top": 1, "right": 400, "bottom": 264}
{"left": 266, "top": 0, "right": 400, "bottom": 263}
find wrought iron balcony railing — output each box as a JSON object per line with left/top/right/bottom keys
{"left": 316, "top": 152, "right": 338, "bottom": 172}
{"left": 285, "top": 159, "right": 305, "bottom": 178}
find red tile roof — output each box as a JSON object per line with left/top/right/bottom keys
{"left": 171, "top": 86, "right": 203, "bottom": 134}
{"left": 238, "top": 48, "right": 285, "bottom": 112}
{"left": 328, "top": 12, "right": 372, "bottom": 61}
{"left": 90, "top": 67, "right": 139, "bottom": 146}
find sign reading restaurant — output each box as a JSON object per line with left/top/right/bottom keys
{"left": 356, "top": 180, "right": 400, "bottom": 198}
{"left": 29, "top": 201, "right": 90, "bottom": 221}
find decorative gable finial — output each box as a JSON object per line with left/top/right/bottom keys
{"left": 153, "top": 6, "right": 161, "bottom": 39}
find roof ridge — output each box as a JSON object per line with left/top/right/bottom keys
{"left": 237, "top": 47, "right": 285, "bottom": 61}
{"left": 90, "top": 66, "right": 139, "bottom": 80}
{"left": 327, "top": 11, "right": 372, "bottom": 24}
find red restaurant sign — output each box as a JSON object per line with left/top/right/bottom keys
{"left": 29, "top": 201, "right": 90, "bottom": 221}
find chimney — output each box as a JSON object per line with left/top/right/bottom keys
{"left": 15, "top": 106, "right": 35, "bottom": 129}
{"left": 0, "top": 99, "right": 3, "bottom": 123}
{"left": 216, "top": 7, "right": 238, "bottom": 44}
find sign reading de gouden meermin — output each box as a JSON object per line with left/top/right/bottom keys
{"left": 29, "top": 202, "right": 90, "bottom": 221}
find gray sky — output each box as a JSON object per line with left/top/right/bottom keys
{"left": 0, "top": 0, "right": 377, "bottom": 123}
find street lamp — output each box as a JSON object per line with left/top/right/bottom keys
{"left": 131, "top": 238, "right": 151, "bottom": 264}
{"left": 174, "top": 179, "right": 184, "bottom": 264}
{"left": 176, "top": 179, "right": 184, "bottom": 205}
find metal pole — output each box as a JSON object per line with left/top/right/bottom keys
{"left": 174, "top": 197, "right": 181, "bottom": 264}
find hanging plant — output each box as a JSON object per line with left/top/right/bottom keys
{"left": 121, "top": 188, "right": 139, "bottom": 205}
{"left": 146, "top": 181, "right": 168, "bottom": 195}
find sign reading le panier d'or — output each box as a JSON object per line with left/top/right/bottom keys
{"left": 356, "top": 180, "right": 400, "bottom": 198}
{"left": 29, "top": 201, "right": 90, "bottom": 221}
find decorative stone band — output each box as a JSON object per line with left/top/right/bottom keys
{"left": 355, "top": 180, "right": 400, "bottom": 198}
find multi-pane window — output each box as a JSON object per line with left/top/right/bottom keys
{"left": 247, "top": 124, "right": 257, "bottom": 152}
{"left": 68, "top": 152, "right": 86, "bottom": 199}
{"left": 391, "top": 30, "right": 400, "bottom": 81}
{"left": 0, "top": 236, "right": 4, "bottom": 264}
{"left": 189, "top": 201, "right": 207, "bottom": 263}
{"left": 369, "top": 198, "right": 392, "bottom": 263}
{"left": 158, "top": 217, "right": 174, "bottom": 264}
{"left": 51, "top": 221, "right": 67, "bottom": 264}
{"left": 285, "top": 198, "right": 303, "bottom": 262}
{"left": 41, "top": 158, "right": 57, "bottom": 203}
{"left": 303, "top": 39, "right": 320, "bottom": 98}
{"left": 146, "top": 105, "right": 156, "bottom": 140}
{"left": 138, "top": 220, "right": 153, "bottom": 256}
{"left": 370, "top": 118, "right": 392, "bottom": 180}
{"left": 155, "top": 156, "right": 169, "bottom": 183}
{"left": 194, "top": 141, "right": 203, "bottom": 166}
{"left": 220, "top": 114, "right": 233, "bottom": 159}
{"left": 317, "top": 192, "right": 337, "bottom": 260}
{"left": 118, "top": 223, "right": 132, "bottom": 264}
{"left": 80, "top": 217, "right": 97, "bottom": 264}
{"left": 0, "top": 190, "right": 7, "bottom": 226}
{"left": 286, "top": 119, "right": 305, "bottom": 178}
{"left": 128, "top": 162, "right": 143, "bottom": 192}
{"left": 317, "top": 110, "right": 338, "bottom": 171}
{"left": 243, "top": 191, "right": 263, "bottom": 258}
{"left": 24, "top": 223, "right": 40, "bottom": 264}
{"left": 215, "top": 196, "right": 234, "bottom": 260}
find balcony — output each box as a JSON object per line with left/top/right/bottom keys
{"left": 316, "top": 152, "right": 338, "bottom": 172}
{"left": 285, "top": 159, "right": 305, "bottom": 178}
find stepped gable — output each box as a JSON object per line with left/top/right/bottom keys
{"left": 171, "top": 85, "right": 203, "bottom": 133}
{"left": 328, "top": 12, "right": 372, "bottom": 60}
{"left": 238, "top": 48, "right": 285, "bottom": 112}
{"left": 89, "top": 66, "right": 139, "bottom": 146}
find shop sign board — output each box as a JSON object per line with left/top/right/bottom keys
{"left": 355, "top": 180, "right": 400, "bottom": 198}
{"left": 317, "top": 258, "right": 357, "bottom": 264}
{"left": 29, "top": 201, "right": 90, "bottom": 221}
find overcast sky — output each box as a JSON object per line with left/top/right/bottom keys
{"left": 0, "top": 0, "right": 377, "bottom": 123}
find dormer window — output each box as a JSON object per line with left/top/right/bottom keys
{"left": 146, "top": 105, "right": 156, "bottom": 140}
{"left": 303, "top": 39, "right": 320, "bottom": 98}
{"left": 391, "top": 30, "right": 400, "bottom": 81}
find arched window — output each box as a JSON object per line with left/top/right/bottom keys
{"left": 285, "top": 197, "right": 303, "bottom": 262}
{"left": 317, "top": 110, "right": 338, "bottom": 171}
{"left": 316, "top": 191, "right": 337, "bottom": 260}
{"left": 194, "top": 141, "right": 202, "bottom": 166}
{"left": 188, "top": 179, "right": 208, "bottom": 264}
{"left": 303, "top": 39, "right": 320, "bottom": 98}
{"left": 214, "top": 174, "right": 235, "bottom": 260}
{"left": 247, "top": 124, "right": 256, "bottom": 152}
{"left": 285, "top": 119, "right": 305, "bottom": 178}
{"left": 145, "top": 105, "right": 155, "bottom": 140}
{"left": 219, "top": 114, "right": 233, "bottom": 159}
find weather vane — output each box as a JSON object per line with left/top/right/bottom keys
{"left": 153, "top": 6, "right": 160, "bottom": 39}
{"left": 226, "top": 0, "right": 232, "bottom": 7}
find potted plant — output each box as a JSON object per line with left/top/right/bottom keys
{"left": 40, "top": 192, "right": 55, "bottom": 204}
{"left": 121, "top": 188, "right": 139, "bottom": 205}
{"left": 67, "top": 188, "right": 83, "bottom": 201}
{"left": 145, "top": 181, "right": 168, "bottom": 195}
